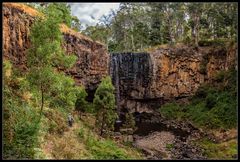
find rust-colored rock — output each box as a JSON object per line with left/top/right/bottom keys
{"left": 110, "top": 45, "right": 237, "bottom": 113}
{"left": 3, "top": 3, "right": 237, "bottom": 112}
{"left": 3, "top": 3, "right": 109, "bottom": 97}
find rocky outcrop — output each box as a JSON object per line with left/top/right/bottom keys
{"left": 110, "top": 45, "right": 237, "bottom": 113}
{"left": 61, "top": 25, "right": 109, "bottom": 98}
{"left": 3, "top": 3, "right": 237, "bottom": 111}
{"left": 3, "top": 3, "right": 109, "bottom": 98}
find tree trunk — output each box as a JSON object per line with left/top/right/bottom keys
{"left": 192, "top": 13, "right": 199, "bottom": 47}
{"left": 131, "top": 26, "right": 135, "bottom": 51}
{"left": 195, "top": 15, "right": 200, "bottom": 46}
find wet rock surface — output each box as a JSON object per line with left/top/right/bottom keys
{"left": 110, "top": 46, "right": 236, "bottom": 113}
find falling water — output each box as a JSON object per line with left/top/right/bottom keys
{"left": 113, "top": 56, "right": 121, "bottom": 116}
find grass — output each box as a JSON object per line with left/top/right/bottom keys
{"left": 159, "top": 68, "right": 237, "bottom": 130}
{"left": 3, "top": 62, "right": 40, "bottom": 159}
{"left": 76, "top": 117, "right": 143, "bottom": 160}
{"left": 166, "top": 143, "right": 174, "bottom": 151}
{"left": 194, "top": 138, "right": 237, "bottom": 160}
{"left": 38, "top": 113, "right": 143, "bottom": 160}
{"left": 159, "top": 68, "right": 237, "bottom": 160}
{"left": 3, "top": 2, "right": 40, "bottom": 17}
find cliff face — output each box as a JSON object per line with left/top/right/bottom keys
{"left": 3, "top": 3, "right": 109, "bottom": 99}
{"left": 3, "top": 3, "right": 237, "bottom": 113}
{"left": 110, "top": 45, "right": 237, "bottom": 113}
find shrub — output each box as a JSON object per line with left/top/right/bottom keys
{"left": 195, "top": 138, "right": 237, "bottom": 159}
{"left": 93, "top": 76, "right": 118, "bottom": 136}
{"left": 3, "top": 99, "right": 40, "bottom": 159}
{"left": 198, "top": 39, "right": 226, "bottom": 47}
{"left": 75, "top": 86, "right": 89, "bottom": 113}
{"left": 160, "top": 67, "right": 237, "bottom": 130}
{"left": 166, "top": 143, "right": 174, "bottom": 150}
{"left": 85, "top": 135, "right": 130, "bottom": 159}
{"left": 159, "top": 102, "right": 186, "bottom": 120}
{"left": 78, "top": 127, "right": 85, "bottom": 139}
{"left": 43, "top": 109, "right": 68, "bottom": 135}
{"left": 205, "top": 93, "right": 217, "bottom": 109}
{"left": 122, "top": 112, "right": 136, "bottom": 130}
{"left": 3, "top": 63, "right": 40, "bottom": 159}
{"left": 213, "top": 70, "right": 226, "bottom": 82}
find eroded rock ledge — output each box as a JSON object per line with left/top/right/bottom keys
{"left": 110, "top": 45, "right": 236, "bottom": 113}
{"left": 3, "top": 3, "right": 109, "bottom": 99}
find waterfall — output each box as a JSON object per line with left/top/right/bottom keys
{"left": 110, "top": 52, "right": 153, "bottom": 114}
{"left": 113, "top": 56, "right": 121, "bottom": 117}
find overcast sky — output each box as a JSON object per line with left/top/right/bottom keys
{"left": 69, "top": 3, "right": 120, "bottom": 29}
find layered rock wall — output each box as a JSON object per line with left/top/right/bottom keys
{"left": 110, "top": 45, "right": 237, "bottom": 113}
{"left": 3, "top": 3, "right": 109, "bottom": 99}
{"left": 3, "top": 3, "right": 237, "bottom": 112}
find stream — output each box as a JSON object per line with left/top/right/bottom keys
{"left": 111, "top": 52, "right": 207, "bottom": 159}
{"left": 124, "top": 112, "right": 206, "bottom": 160}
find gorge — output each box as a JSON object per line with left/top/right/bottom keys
{"left": 3, "top": 3, "right": 237, "bottom": 160}
{"left": 3, "top": 3, "right": 237, "bottom": 114}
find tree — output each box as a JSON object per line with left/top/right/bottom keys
{"left": 122, "top": 112, "right": 136, "bottom": 130}
{"left": 83, "top": 3, "right": 237, "bottom": 52}
{"left": 43, "top": 3, "right": 72, "bottom": 27}
{"left": 82, "top": 24, "right": 110, "bottom": 45}
{"left": 93, "top": 76, "right": 118, "bottom": 136}
{"left": 27, "top": 5, "right": 77, "bottom": 116}
{"left": 75, "top": 86, "right": 90, "bottom": 118}
{"left": 71, "top": 16, "right": 82, "bottom": 32}
{"left": 186, "top": 3, "right": 204, "bottom": 46}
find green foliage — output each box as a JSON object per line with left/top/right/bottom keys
{"left": 71, "top": 15, "right": 82, "bottom": 32}
{"left": 27, "top": 3, "right": 78, "bottom": 114}
{"left": 93, "top": 76, "right": 118, "bottom": 136}
{"left": 195, "top": 138, "right": 237, "bottom": 159}
{"left": 85, "top": 135, "right": 130, "bottom": 159}
{"left": 122, "top": 112, "right": 136, "bottom": 129}
{"left": 213, "top": 70, "right": 225, "bottom": 82}
{"left": 205, "top": 93, "right": 217, "bottom": 109}
{"left": 3, "top": 98, "right": 40, "bottom": 159}
{"left": 43, "top": 108, "right": 68, "bottom": 135}
{"left": 48, "top": 72, "right": 78, "bottom": 111}
{"left": 78, "top": 127, "right": 85, "bottom": 139}
{"left": 3, "top": 4, "right": 80, "bottom": 159}
{"left": 159, "top": 68, "right": 237, "bottom": 129}
{"left": 75, "top": 86, "right": 89, "bottom": 113}
{"left": 198, "top": 39, "right": 226, "bottom": 47}
{"left": 159, "top": 102, "right": 187, "bottom": 121}
{"left": 82, "top": 24, "right": 110, "bottom": 45}
{"left": 43, "top": 3, "right": 72, "bottom": 27}
{"left": 166, "top": 143, "right": 174, "bottom": 150}
{"left": 3, "top": 63, "right": 40, "bottom": 159}
{"left": 84, "top": 3, "right": 237, "bottom": 52}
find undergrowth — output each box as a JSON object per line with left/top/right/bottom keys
{"left": 76, "top": 117, "right": 143, "bottom": 160}
{"left": 194, "top": 138, "right": 237, "bottom": 159}
{"left": 159, "top": 68, "right": 237, "bottom": 130}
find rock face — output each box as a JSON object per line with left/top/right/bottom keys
{"left": 3, "top": 3, "right": 237, "bottom": 111}
{"left": 110, "top": 45, "right": 237, "bottom": 113}
{"left": 61, "top": 26, "right": 109, "bottom": 100}
{"left": 110, "top": 53, "right": 157, "bottom": 113}
{"left": 3, "top": 3, "right": 109, "bottom": 100}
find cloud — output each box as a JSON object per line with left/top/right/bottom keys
{"left": 69, "top": 3, "right": 120, "bottom": 29}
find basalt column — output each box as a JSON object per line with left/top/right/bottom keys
{"left": 110, "top": 52, "right": 162, "bottom": 113}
